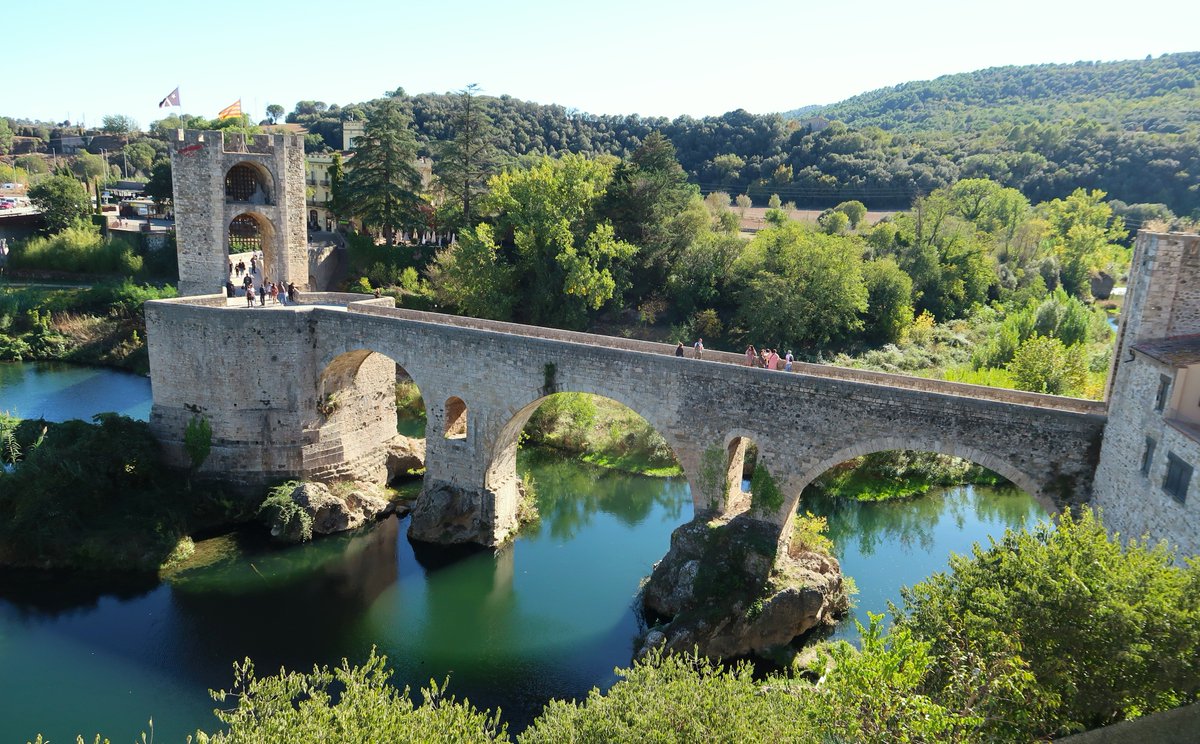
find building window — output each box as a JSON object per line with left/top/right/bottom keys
{"left": 1155, "top": 375, "right": 1171, "bottom": 412}
{"left": 1163, "top": 452, "right": 1192, "bottom": 503}
{"left": 1141, "top": 437, "right": 1157, "bottom": 476}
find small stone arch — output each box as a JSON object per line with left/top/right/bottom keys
{"left": 787, "top": 436, "right": 1052, "bottom": 516}
{"left": 224, "top": 161, "right": 274, "bottom": 204}
{"left": 444, "top": 396, "right": 468, "bottom": 439}
{"left": 722, "top": 430, "right": 762, "bottom": 517}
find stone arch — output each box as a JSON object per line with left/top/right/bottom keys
{"left": 721, "top": 429, "right": 762, "bottom": 517}
{"left": 224, "top": 161, "right": 274, "bottom": 205}
{"left": 444, "top": 396, "right": 468, "bottom": 439}
{"left": 314, "top": 348, "right": 426, "bottom": 483}
{"left": 785, "top": 435, "right": 1052, "bottom": 517}
{"left": 484, "top": 389, "right": 692, "bottom": 512}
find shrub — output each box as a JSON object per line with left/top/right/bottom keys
{"left": 194, "top": 650, "right": 505, "bottom": 743}
{"left": 898, "top": 508, "right": 1200, "bottom": 739}
{"left": 9, "top": 222, "right": 143, "bottom": 275}
{"left": 257, "top": 481, "right": 313, "bottom": 542}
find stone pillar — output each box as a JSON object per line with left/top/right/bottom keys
{"left": 408, "top": 388, "right": 520, "bottom": 547}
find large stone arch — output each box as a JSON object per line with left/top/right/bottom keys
{"left": 785, "top": 435, "right": 1052, "bottom": 516}
{"left": 308, "top": 347, "right": 426, "bottom": 483}
{"left": 484, "top": 387, "right": 697, "bottom": 513}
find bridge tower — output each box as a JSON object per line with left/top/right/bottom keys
{"left": 169, "top": 129, "right": 309, "bottom": 296}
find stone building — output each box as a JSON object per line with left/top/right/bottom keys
{"left": 169, "top": 129, "right": 309, "bottom": 295}
{"left": 1094, "top": 231, "right": 1200, "bottom": 553}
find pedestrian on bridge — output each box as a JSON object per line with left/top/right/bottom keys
{"left": 693, "top": 338, "right": 704, "bottom": 359}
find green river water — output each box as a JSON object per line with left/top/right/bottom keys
{"left": 0, "top": 362, "right": 1046, "bottom": 741}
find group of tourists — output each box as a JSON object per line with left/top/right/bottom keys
{"left": 672, "top": 338, "right": 794, "bottom": 372}
{"left": 745, "top": 345, "right": 793, "bottom": 371}
{"left": 242, "top": 278, "right": 297, "bottom": 307}
{"left": 226, "top": 250, "right": 297, "bottom": 307}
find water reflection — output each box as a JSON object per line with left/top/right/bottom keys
{"left": 804, "top": 484, "right": 1046, "bottom": 640}
{"left": 521, "top": 450, "right": 689, "bottom": 541}
{"left": 0, "top": 362, "right": 152, "bottom": 422}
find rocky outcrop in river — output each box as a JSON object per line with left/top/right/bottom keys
{"left": 265, "top": 481, "right": 395, "bottom": 543}
{"left": 638, "top": 515, "right": 847, "bottom": 662}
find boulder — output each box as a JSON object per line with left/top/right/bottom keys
{"left": 267, "top": 481, "right": 394, "bottom": 543}
{"left": 386, "top": 435, "right": 426, "bottom": 481}
{"left": 1091, "top": 271, "right": 1115, "bottom": 300}
{"left": 639, "top": 516, "right": 847, "bottom": 662}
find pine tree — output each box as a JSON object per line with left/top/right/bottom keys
{"left": 341, "top": 99, "right": 424, "bottom": 245}
{"left": 433, "top": 84, "right": 499, "bottom": 232}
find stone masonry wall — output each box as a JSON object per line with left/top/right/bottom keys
{"left": 1094, "top": 231, "right": 1200, "bottom": 554}
{"left": 146, "top": 293, "right": 1107, "bottom": 546}
{"left": 1093, "top": 353, "right": 1200, "bottom": 551}
{"left": 170, "top": 130, "right": 309, "bottom": 296}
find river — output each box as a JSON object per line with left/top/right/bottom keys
{"left": 0, "top": 361, "right": 1046, "bottom": 741}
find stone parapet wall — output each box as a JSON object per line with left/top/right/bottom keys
{"left": 347, "top": 302, "right": 1104, "bottom": 415}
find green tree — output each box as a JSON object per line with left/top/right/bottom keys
{"left": 427, "top": 223, "right": 516, "bottom": 320}
{"left": 341, "top": 98, "right": 425, "bottom": 245}
{"left": 14, "top": 154, "right": 48, "bottom": 175}
{"left": 71, "top": 151, "right": 108, "bottom": 182}
{"left": 144, "top": 159, "right": 173, "bottom": 208}
{"left": 0, "top": 117, "right": 12, "bottom": 155}
{"left": 327, "top": 151, "right": 346, "bottom": 223}
{"left": 860, "top": 257, "right": 914, "bottom": 344}
{"left": 434, "top": 83, "right": 499, "bottom": 231}
{"left": 834, "top": 200, "right": 867, "bottom": 228}
{"left": 123, "top": 141, "right": 156, "bottom": 175}
{"left": 819, "top": 209, "right": 850, "bottom": 235}
{"left": 899, "top": 509, "right": 1200, "bottom": 740}
{"left": 1007, "top": 335, "right": 1086, "bottom": 395}
{"left": 28, "top": 175, "right": 91, "bottom": 231}
{"left": 486, "top": 154, "right": 636, "bottom": 327}
{"left": 265, "top": 104, "right": 285, "bottom": 124}
{"left": 733, "top": 223, "right": 867, "bottom": 347}
{"left": 101, "top": 114, "right": 138, "bottom": 135}
{"left": 599, "top": 132, "right": 705, "bottom": 298}
{"left": 1042, "top": 188, "right": 1126, "bottom": 298}
{"left": 666, "top": 229, "right": 744, "bottom": 316}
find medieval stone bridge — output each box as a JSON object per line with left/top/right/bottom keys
{"left": 146, "top": 292, "right": 1107, "bottom": 547}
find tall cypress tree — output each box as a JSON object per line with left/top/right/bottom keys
{"left": 341, "top": 99, "right": 423, "bottom": 245}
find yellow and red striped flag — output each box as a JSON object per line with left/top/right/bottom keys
{"left": 217, "top": 99, "right": 243, "bottom": 120}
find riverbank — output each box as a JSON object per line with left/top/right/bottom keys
{"left": 0, "top": 282, "right": 176, "bottom": 374}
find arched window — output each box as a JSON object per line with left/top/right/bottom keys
{"left": 445, "top": 396, "right": 468, "bottom": 439}
{"left": 225, "top": 163, "right": 271, "bottom": 204}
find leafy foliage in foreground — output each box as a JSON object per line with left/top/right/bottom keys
{"left": 899, "top": 508, "right": 1200, "bottom": 739}
{"left": 194, "top": 650, "right": 505, "bottom": 743}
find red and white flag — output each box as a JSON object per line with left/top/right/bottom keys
{"left": 158, "top": 87, "right": 181, "bottom": 108}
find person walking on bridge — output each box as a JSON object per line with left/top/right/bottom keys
{"left": 745, "top": 345, "right": 756, "bottom": 366}
{"left": 693, "top": 338, "right": 704, "bottom": 359}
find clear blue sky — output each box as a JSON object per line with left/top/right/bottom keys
{"left": 5, "top": 0, "right": 1198, "bottom": 127}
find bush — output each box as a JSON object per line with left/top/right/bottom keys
{"left": 257, "top": 482, "right": 313, "bottom": 542}
{"left": 520, "top": 651, "right": 806, "bottom": 743}
{"left": 0, "top": 414, "right": 187, "bottom": 569}
{"left": 898, "top": 508, "right": 1200, "bottom": 739}
{"left": 195, "top": 650, "right": 505, "bottom": 743}
{"left": 8, "top": 222, "right": 143, "bottom": 275}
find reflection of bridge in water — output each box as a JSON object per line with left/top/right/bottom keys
{"left": 146, "top": 292, "right": 1106, "bottom": 548}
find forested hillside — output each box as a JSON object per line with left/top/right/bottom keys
{"left": 278, "top": 53, "right": 1200, "bottom": 216}
{"left": 799, "top": 52, "right": 1200, "bottom": 134}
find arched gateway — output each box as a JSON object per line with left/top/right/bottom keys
{"left": 145, "top": 295, "right": 1106, "bottom": 548}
